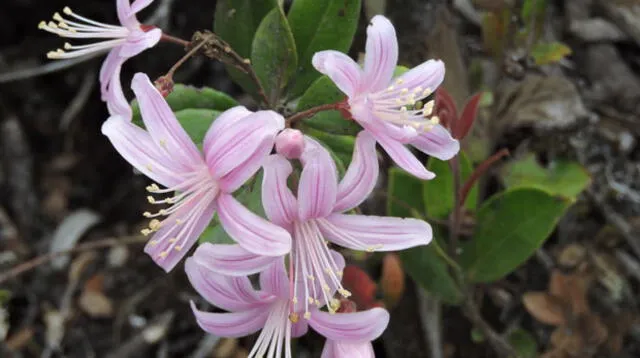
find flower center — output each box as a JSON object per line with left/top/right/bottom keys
{"left": 290, "top": 221, "right": 351, "bottom": 320}
{"left": 141, "top": 166, "right": 219, "bottom": 259}
{"left": 248, "top": 300, "right": 292, "bottom": 358}
{"left": 39, "top": 7, "right": 131, "bottom": 59}
{"left": 366, "top": 77, "right": 440, "bottom": 132}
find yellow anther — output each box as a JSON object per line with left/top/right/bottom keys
{"left": 146, "top": 183, "right": 160, "bottom": 192}
{"left": 174, "top": 245, "right": 183, "bottom": 251}
{"left": 289, "top": 313, "right": 299, "bottom": 323}
{"left": 395, "top": 78, "right": 404, "bottom": 85}
{"left": 400, "top": 88, "right": 409, "bottom": 94}
{"left": 336, "top": 270, "right": 343, "bottom": 278}
{"left": 149, "top": 219, "right": 161, "bottom": 230}
{"left": 143, "top": 211, "right": 153, "bottom": 218}
{"left": 400, "top": 106, "right": 407, "bottom": 112}
{"left": 422, "top": 87, "right": 432, "bottom": 96}
{"left": 53, "top": 13, "right": 63, "bottom": 21}
{"left": 168, "top": 238, "right": 177, "bottom": 243}
{"left": 63, "top": 6, "right": 73, "bottom": 15}
{"left": 415, "top": 100, "right": 424, "bottom": 110}
{"left": 329, "top": 298, "right": 340, "bottom": 310}
{"left": 48, "top": 21, "right": 58, "bottom": 29}
{"left": 387, "top": 85, "right": 394, "bottom": 92}
{"left": 430, "top": 116, "right": 440, "bottom": 125}
{"left": 414, "top": 86, "right": 423, "bottom": 93}
{"left": 141, "top": 228, "right": 152, "bottom": 236}
{"left": 338, "top": 288, "right": 352, "bottom": 297}
{"left": 147, "top": 196, "right": 155, "bottom": 204}
{"left": 158, "top": 251, "right": 168, "bottom": 258}
{"left": 38, "top": 21, "right": 47, "bottom": 29}
{"left": 308, "top": 297, "right": 314, "bottom": 304}
{"left": 307, "top": 275, "right": 315, "bottom": 281}
{"left": 303, "top": 312, "right": 311, "bottom": 320}
{"left": 146, "top": 164, "right": 153, "bottom": 172}
{"left": 292, "top": 297, "right": 298, "bottom": 304}
{"left": 159, "top": 139, "right": 167, "bottom": 147}
{"left": 175, "top": 219, "right": 184, "bottom": 225}
{"left": 315, "top": 299, "right": 320, "bottom": 305}
{"left": 149, "top": 240, "right": 159, "bottom": 246}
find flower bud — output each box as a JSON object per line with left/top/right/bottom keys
{"left": 275, "top": 129, "right": 305, "bottom": 159}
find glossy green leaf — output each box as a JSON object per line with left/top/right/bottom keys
{"left": 530, "top": 41, "right": 572, "bottom": 65}
{"left": 214, "top": 0, "right": 277, "bottom": 95}
{"left": 460, "top": 188, "right": 573, "bottom": 283}
{"left": 508, "top": 329, "right": 538, "bottom": 358}
{"left": 501, "top": 154, "right": 591, "bottom": 198}
{"left": 131, "top": 84, "right": 237, "bottom": 124}
{"left": 296, "top": 76, "right": 361, "bottom": 135}
{"left": 251, "top": 7, "right": 298, "bottom": 105}
{"left": 174, "top": 109, "right": 221, "bottom": 145}
{"left": 388, "top": 168, "right": 463, "bottom": 305}
{"left": 423, "top": 152, "right": 478, "bottom": 219}
{"left": 286, "top": 0, "right": 361, "bottom": 98}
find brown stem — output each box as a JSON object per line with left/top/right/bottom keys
{"left": 458, "top": 148, "right": 510, "bottom": 207}
{"left": 160, "top": 33, "right": 190, "bottom": 47}
{"left": 165, "top": 38, "right": 209, "bottom": 79}
{"left": 285, "top": 103, "right": 343, "bottom": 127}
{"left": 0, "top": 235, "right": 147, "bottom": 284}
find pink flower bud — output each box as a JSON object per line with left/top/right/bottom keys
{"left": 275, "top": 129, "right": 305, "bottom": 159}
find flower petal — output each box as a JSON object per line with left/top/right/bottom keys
{"left": 318, "top": 213, "right": 432, "bottom": 251}
{"left": 205, "top": 110, "right": 283, "bottom": 182}
{"left": 119, "top": 28, "right": 162, "bottom": 58}
{"left": 375, "top": 131, "right": 435, "bottom": 180}
{"left": 101, "top": 116, "right": 183, "bottom": 187}
{"left": 393, "top": 59, "right": 445, "bottom": 95}
{"left": 363, "top": 16, "right": 398, "bottom": 92}
{"left": 99, "top": 51, "right": 124, "bottom": 100}
{"left": 262, "top": 155, "right": 298, "bottom": 228}
{"left": 116, "top": 0, "right": 135, "bottom": 27}
{"left": 143, "top": 191, "right": 217, "bottom": 272}
{"left": 131, "top": 73, "right": 203, "bottom": 170}
{"left": 292, "top": 320, "right": 309, "bottom": 338}
{"left": 334, "top": 131, "right": 378, "bottom": 212}
{"left": 259, "top": 257, "right": 289, "bottom": 298}
{"left": 186, "top": 256, "right": 270, "bottom": 311}
{"left": 216, "top": 193, "right": 291, "bottom": 256}
{"left": 105, "top": 65, "right": 132, "bottom": 119}
{"left": 190, "top": 301, "right": 269, "bottom": 338}
{"left": 217, "top": 136, "right": 273, "bottom": 193}
{"left": 410, "top": 124, "right": 460, "bottom": 161}
{"left": 298, "top": 138, "right": 338, "bottom": 221}
{"left": 312, "top": 50, "right": 363, "bottom": 97}
{"left": 321, "top": 340, "right": 375, "bottom": 358}
{"left": 309, "top": 307, "right": 390, "bottom": 342}
{"left": 192, "top": 243, "right": 278, "bottom": 276}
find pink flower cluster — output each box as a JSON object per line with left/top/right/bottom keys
{"left": 41, "top": 2, "right": 459, "bottom": 356}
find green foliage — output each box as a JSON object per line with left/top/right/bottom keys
{"left": 501, "top": 154, "right": 591, "bottom": 198}
{"left": 251, "top": 7, "right": 298, "bottom": 105}
{"left": 530, "top": 42, "right": 572, "bottom": 65}
{"left": 460, "top": 188, "right": 573, "bottom": 283}
{"left": 423, "top": 153, "right": 478, "bottom": 219}
{"left": 387, "top": 168, "right": 463, "bottom": 305}
{"left": 508, "top": 329, "right": 538, "bottom": 358}
{"left": 214, "top": 0, "right": 278, "bottom": 95}
{"left": 286, "top": 0, "right": 361, "bottom": 98}
{"left": 174, "top": 109, "right": 221, "bottom": 145}
{"left": 132, "top": 84, "right": 237, "bottom": 124}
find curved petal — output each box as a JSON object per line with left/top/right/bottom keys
{"left": 116, "top": 0, "right": 135, "bottom": 27}
{"left": 298, "top": 138, "right": 338, "bottom": 221}
{"left": 203, "top": 106, "right": 252, "bottom": 149}
{"left": 292, "top": 320, "right": 309, "bottom": 338}
{"left": 131, "top": 73, "right": 203, "bottom": 170}
{"left": 262, "top": 155, "right": 298, "bottom": 228}
{"left": 334, "top": 132, "right": 379, "bottom": 212}
{"left": 309, "top": 307, "right": 390, "bottom": 342}
{"left": 321, "top": 340, "right": 375, "bottom": 358}
{"left": 186, "top": 257, "right": 270, "bottom": 311}
{"left": 190, "top": 301, "right": 269, "bottom": 338}
{"left": 105, "top": 65, "right": 132, "bottom": 119}
{"left": 119, "top": 29, "right": 162, "bottom": 58}
{"left": 410, "top": 124, "right": 460, "bottom": 161}
{"left": 392, "top": 59, "right": 445, "bottom": 96}
{"left": 375, "top": 131, "right": 435, "bottom": 180}
{"left": 216, "top": 194, "right": 291, "bottom": 256}
{"left": 192, "top": 243, "right": 279, "bottom": 276}
{"left": 101, "top": 116, "right": 183, "bottom": 187}
{"left": 318, "top": 213, "right": 432, "bottom": 251}
{"left": 312, "top": 50, "right": 363, "bottom": 97}
{"left": 363, "top": 16, "right": 398, "bottom": 92}
{"left": 205, "top": 110, "right": 283, "bottom": 181}
{"left": 259, "top": 257, "right": 289, "bottom": 299}
{"left": 99, "top": 51, "right": 124, "bottom": 100}
{"left": 217, "top": 136, "right": 273, "bottom": 193}
{"left": 143, "top": 191, "right": 217, "bottom": 272}
{"left": 130, "top": 0, "right": 155, "bottom": 15}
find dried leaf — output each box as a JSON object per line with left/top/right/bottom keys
{"left": 522, "top": 292, "right": 567, "bottom": 326}
{"left": 79, "top": 274, "right": 113, "bottom": 318}
{"left": 557, "top": 244, "right": 587, "bottom": 269}
{"left": 548, "top": 270, "right": 590, "bottom": 316}
{"left": 50, "top": 209, "right": 101, "bottom": 270}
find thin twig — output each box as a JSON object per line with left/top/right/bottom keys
{"left": 0, "top": 235, "right": 146, "bottom": 284}
{"left": 462, "top": 292, "right": 518, "bottom": 358}
{"left": 458, "top": 148, "right": 510, "bottom": 207}
{"left": 285, "top": 103, "right": 343, "bottom": 127}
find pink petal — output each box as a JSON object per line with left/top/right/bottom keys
{"left": 392, "top": 59, "right": 445, "bottom": 95}
{"left": 309, "top": 307, "right": 390, "bottom": 342}
{"left": 312, "top": 50, "right": 363, "bottom": 97}
{"left": 321, "top": 340, "right": 375, "bottom": 358}
{"left": 205, "top": 110, "right": 283, "bottom": 182}
{"left": 99, "top": 51, "right": 124, "bottom": 100}
{"left": 318, "top": 213, "right": 432, "bottom": 251}
{"left": 143, "top": 192, "right": 217, "bottom": 272}
{"left": 298, "top": 138, "right": 338, "bottom": 221}
{"left": 203, "top": 106, "right": 253, "bottom": 148}
{"left": 101, "top": 116, "right": 183, "bottom": 187}
{"left": 375, "top": 131, "right": 435, "bottom": 180}
{"left": 105, "top": 65, "right": 132, "bottom": 119}
{"left": 119, "top": 28, "right": 162, "bottom": 58}
{"left": 262, "top": 155, "right": 298, "bottom": 228}
{"left": 131, "top": 73, "right": 203, "bottom": 170}
{"left": 362, "top": 16, "right": 398, "bottom": 92}
{"left": 190, "top": 301, "right": 269, "bottom": 338}
{"left": 410, "top": 124, "right": 460, "bottom": 161}
{"left": 217, "top": 136, "right": 274, "bottom": 193}
{"left": 259, "top": 257, "right": 289, "bottom": 299}
{"left": 334, "top": 132, "right": 379, "bottom": 212}
{"left": 116, "top": 0, "right": 135, "bottom": 28}
{"left": 185, "top": 257, "right": 270, "bottom": 311}
{"left": 130, "top": 0, "right": 155, "bottom": 14}
{"left": 292, "top": 320, "right": 309, "bottom": 338}
{"left": 216, "top": 193, "right": 291, "bottom": 256}
{"left": 192, "top": 243, "right": 278, "bottom": 276}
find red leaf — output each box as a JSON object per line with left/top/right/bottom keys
{"left": 455, "top": 92, "right": 482, "bottom": 140}
{"left": 342, "top": 265, "right": 380, "bottom": 310}
{"left": 435, "top": 88, "right": 458, "bottom": 131}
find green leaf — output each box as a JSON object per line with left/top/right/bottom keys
{"left": 286, "top": 0, "right": 361, "bottom": 98}
{"left": 296, "top": 76, "right": 361, "bottom": 135}
{"left": 251, "top": 7, "right": 298, "bottom": 105}
{"left": 388, "top": 168, "right": 463, "bottom": 304}
{"left": 530, "top": 41, "right": 572, "bottom": 65}
{"left": 508, "top": 329, "right": 538, "bottom": 358}
{"left": 303, "top": 127, "right": 354, "bottom": 170}
{"left": 460, "top": 188, "right": 573, "bottom": 283}
{"left": 131, "top": 84, "right": 237, "bottom": 124}
{"left": 174, "top": 109, "right": 221, "bottom": 145}
{"left": 214, "top": 0, "right": 278, "bottom": 95}
{"left": 500, "top": 154, "right": 591, "bottom": 198}
{"left": 423, "top": 152, "right": 478, "bottom": 219}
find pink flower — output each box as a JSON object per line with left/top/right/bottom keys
{"left": 101, "top": 73, "right": 291, "bottom": 272}
{"left": 186, "top": 254, "right": 389, "bottom": 358}
{"left": 312, "top": 15, "right": 460, "bottom": 179}
{"left": 202, "top": 132, "right": 431, "bottom": 316}
{"left": 321, "top": 340, "right": 375, "bottom": 358}
{"left": 39, "top": 0, "right": 162, "bottom": 117}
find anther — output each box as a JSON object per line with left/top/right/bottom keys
{"left": 430, "top": 116, "right": 440, "bottom": 125}
{"left": 141, "top": 228, "right": 152, "bottom": 236}
{"left": 146, "top": 164, "right": 153, "bottom": 172}
{"left": 147, "top": 196, "right": 155, "bottom": 204}
{"left": 168, "top": 238, "right": 177, "bottom": 243}
{"left": 338, "top": 288, "right": 352, "bottom": 297}
{"left": 400, "top": 88, "right": 409, "bottom": 94}
{"left": 174, "top": 245, "right": 183, "bottom": 251}
{"left": 307, "top": 297, "right": 314, "bottom": 304}
{"left": 63, "top": 7, "right": 73, "bottom": 15}
{"left": 38, "top": 21, "right": 46, "bottom": 29}
{"left": 289, "top": 313, "right": 299, "bottom": 323}
{"left": 53, "top": 13, "right": 63, "bottom": 22}
{"left": 149, "top": 219, "right": 161, "bottom": 230}
{"left": 158, "top": 251, "right": 168, "bottom": 258}
{"left": 395, "top": 78, "right": 404, "bottom": 85}
{"left": 303, "top": 312, "right": 311, "bottom": 320}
